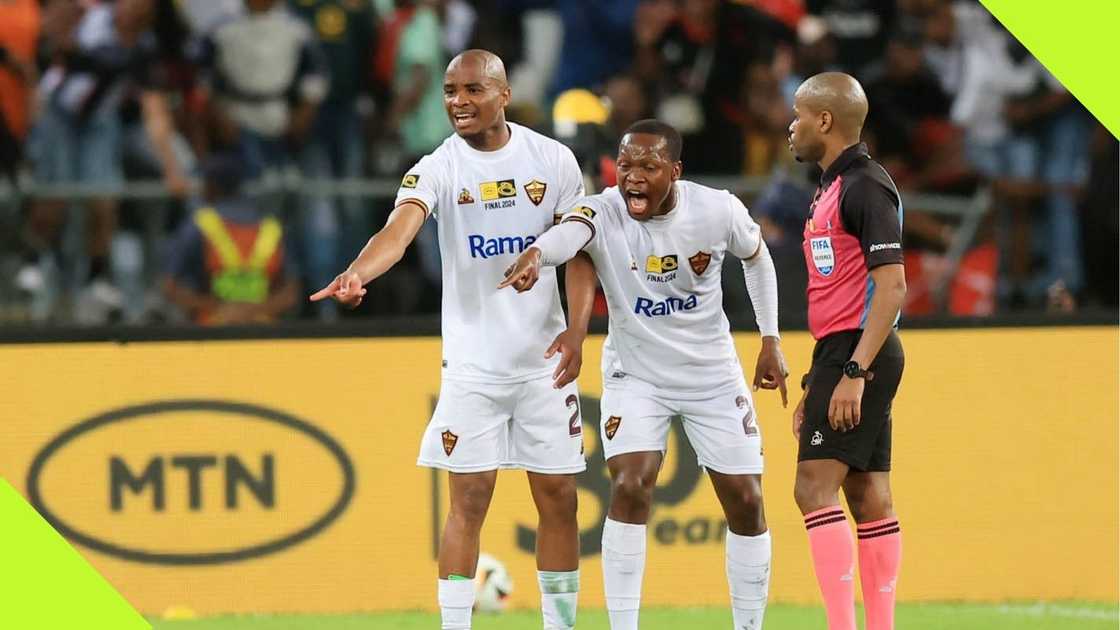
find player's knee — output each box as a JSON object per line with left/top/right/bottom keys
{"left": 610, "top": 469, "right": 655, "bottom": 513}
{"left": 451, "top": 483, "right": 494, "bottom": 525}
{"left": 533, "top": 479, "right": 578, "bottom": 521}
{"left": 849, "top": 487, "right": 893, "bottom": 522}
{"left": 793, "top": 478, "right": 830, "bottom": 515}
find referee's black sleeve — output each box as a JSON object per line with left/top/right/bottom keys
{"left": 840, "top": 176, "right": 904, "bottom": 270}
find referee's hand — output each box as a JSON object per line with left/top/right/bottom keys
{"left": 828, "top": 377, "right": 864, "bottom": 432}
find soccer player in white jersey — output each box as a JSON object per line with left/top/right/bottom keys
{"left": 501, "top": 120, "right": 789, "bottom": 630}
{"left": 311, "top": 50, "right": 595, "bottom": 630}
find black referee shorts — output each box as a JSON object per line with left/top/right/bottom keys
{"left": 798, "top": 330, "right": 905, "bottom": 472}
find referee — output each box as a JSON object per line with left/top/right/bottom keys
{"left": 787, "top": 72, "right": 907, "bottom": 630}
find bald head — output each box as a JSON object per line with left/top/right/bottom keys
{"left": 447, "top": 49, "right": 508, "bottom": 88}
{"left": 794, "top": 72, "right": 868, "bottom": 139}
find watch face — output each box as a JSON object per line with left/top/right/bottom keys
{"left": 844, "top": 361, "right": 861, "bottom": 378}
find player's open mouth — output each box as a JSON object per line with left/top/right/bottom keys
{"left": 452, "top": 112, "right": 477, "bottom": 127}
{"left": 625, "top": 190, "right": 649, "bottom": 213}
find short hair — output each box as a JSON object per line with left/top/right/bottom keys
{"left": 622, "top": 119, "right": 682, "bottom": 161}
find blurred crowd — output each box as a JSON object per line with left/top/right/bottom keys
{"left": 0, "top": 0, "right": 1115, "bottom": 326}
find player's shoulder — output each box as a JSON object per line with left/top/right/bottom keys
{"left": 679, "top": 179, "right": 743, "bottom": 217}
{"left": 514, "top": 123, "right": 577, "bottom": 163}
{"left": 586, "top": 187, "right": 626, "bottom": 215}
{"left": 841, "top": 161, "right": 900, "bottom": 206}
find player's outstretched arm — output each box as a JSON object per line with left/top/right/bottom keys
{"left": 309, "top": 200, "right": 427, "bottom": 308}
{"left": 742, "top": 240, "right": 789, "bottom": 406}
{"left": 498, "top": 220, "right": 592, "bottom": 292}
{"left": 546, "top": 252, "right": 597, "bottom": 388}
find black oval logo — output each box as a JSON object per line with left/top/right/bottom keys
{"left": 26, "top": 400, "right": 356, "bottom": 565}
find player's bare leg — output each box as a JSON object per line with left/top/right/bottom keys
{"left": 795, "top": 459, "right": 857, "bottom": 630}
{"left": 438, "top": 470, "right": 497, "bottom": 630}
{"left": 601, "top": 451, "right": 661, "bottom": 630}
{"left": 709, "top": 471, "right": 771, "bottom": 629}
{"left": 528, "top": 472, "right": 580, "bottom": 629}
{"left": 844, "top": 472, "right": 900, "bottom": 630}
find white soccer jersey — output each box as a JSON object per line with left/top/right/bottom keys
{"left": 395, "top": 123, "right": 585, "bottom": 383}
{"left": 560, "top": 181, "right": 762, "bottom": 396}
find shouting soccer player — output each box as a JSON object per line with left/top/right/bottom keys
{"left": 787, "top": 72, "right": 907, "bottom": 630}
{"left": 311, "top": 50, "right": 593, "bottom": 630}
{"left": 501, "top": 119, "right": 788, "bottom": 630}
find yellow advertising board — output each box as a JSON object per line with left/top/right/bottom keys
{"left": 0, "top": 328, "right": 1116, "bottom": 615}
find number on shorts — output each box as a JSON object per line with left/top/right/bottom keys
{"left": 566, "top": 394, "right": 581, "bottom": 436}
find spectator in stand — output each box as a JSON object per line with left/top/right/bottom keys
{"left": 805, "top": 0, "right": 896, "bottom": 77}
{"left": 0, "top": 0, "right": 40, "bottom": 181}
{"left": 373, "top": 0, "right": 450, "bottom": 305}
{"left": 163, "top": 152, "right": 298, "bottom": 325}
{"left": 550, "top": 0, "right": 638, "bottom": 98}
{"left": 289, "top": 0, "right": 377, "bottom": 320}
{"left": 22, "top": 0, "right": 188, "bottom": 323}
{"left": 195, "top": 0, "right": 328, "bottom": 176}
{"left": 634, "top": 0, "right": 787, "bottom": 174}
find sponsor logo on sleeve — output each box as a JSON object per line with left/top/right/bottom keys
{"left": 574, "top": 206, "right": 596, "bottom": 220}
{"left": 869, "top": 242, "right": 901, "bottom": 253}
{"left": 401, "top": 174, "right": 419, "bottom": 189}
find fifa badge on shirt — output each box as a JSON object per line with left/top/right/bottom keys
{"left": 441, "top": 430, "right": 459, "bottom": 455}
{"left": 523, "top": 179, "right": 547, "bottom": 206}
{"left": 604, "top": 416, "right": 621, "bottom": 440}
{"left": 810, "top": 237, "right": 835, "bottom": 276}
{"left": 401, "top": 174, "right": 420, "bottom": 189}
{"left": 458, "top": 188, "right": 475, "bottom": 204}
{"left": 688, "top": 251, "right": 712, "bottom": 275}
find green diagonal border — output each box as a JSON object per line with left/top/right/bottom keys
{"left": 981, "top": 0, "right": 1120, "bottom": 138}
{"left": 0, "top": 477, "right": 150, "bottom": 629}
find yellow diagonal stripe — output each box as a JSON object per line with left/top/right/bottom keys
{"left": 0, "top": 478, "right": 150, "bottom": 629}
{"left": 981, "top": 0, "right": 1120, "bottom": 138}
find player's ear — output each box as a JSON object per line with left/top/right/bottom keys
{"left": 500, "top": 83, "right": 512, "bottom": 108}
{"left": 671, "top": 161, "right": 682, "bottom": 181}
{"left": 819, "top": 110, "right": 833, "bottom": 135}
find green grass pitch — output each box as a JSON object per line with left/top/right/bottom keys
{"left": 151, "top": 602, "right": 1119, "bottom": 629}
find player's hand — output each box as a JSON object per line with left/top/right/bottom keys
{"left": 545, "top": 328, "right": 585, "bottom": 389}
{"left": 792, "top": 389, "right": 808, "bottom": 440}
{"left": 309, "top": 271, "right": 366, "bottom": 308}
{"left": 752, "top": 336, "right": 789, "bottom": 407}
{"left": 498, "top": 247, "right": 542, "bottom": 293}
{"left": 828, "top": 376, "right": 864, "bottom": 432}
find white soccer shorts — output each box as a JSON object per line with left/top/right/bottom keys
{"left": 598, "top": 373, "right": 764, "bottom": 475}
{"left": 417, "top": 376, "right": 586, "bottom": 474}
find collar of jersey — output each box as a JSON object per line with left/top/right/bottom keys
{"left": 644, "top": 181, "right": 684, "bottom": 227}
{"left": 453, "top": 122, "right": 524, "bottom": 161}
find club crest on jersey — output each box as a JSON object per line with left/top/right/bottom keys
{"left": 524, "top": 179, "right": 547, "bottom": 206}
{"left": 401, "top": 174, "right": 419, "bottom": 189}
{"left": 480, "top": 179, "right": 517, "bottom": 201}
{"left": 604, "top": 416, "right": 621, "bottom": 440}
{"left": 688, "top": 251, "right": 712, "bottom": 275}
{"left": 457, "top": 188, "right": 475, "bottom": 204}
{"left": 441, "top": 430, "right": 459, "bottom": 455}
{"left": 810, "top": 236, "right": 835, "bottom": 276}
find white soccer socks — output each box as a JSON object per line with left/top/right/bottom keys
{"left": 539, "top": 569, "right": 580, "bottom": 629}
{"left": 438, "top": 577, "right": 475, "bottom": 630}
{"left": 601, "top": 518, "right": 647, "bottom": 630}
{"left": 726, "top": 528, "right": 772, "bottom": 630}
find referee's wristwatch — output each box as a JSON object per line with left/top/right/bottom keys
{"left": 843, "top": 360, "right": 874, "bottom": 381}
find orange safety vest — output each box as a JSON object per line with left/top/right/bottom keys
{"left": 193, "top": 207, "right": 283, "bottom": 304}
